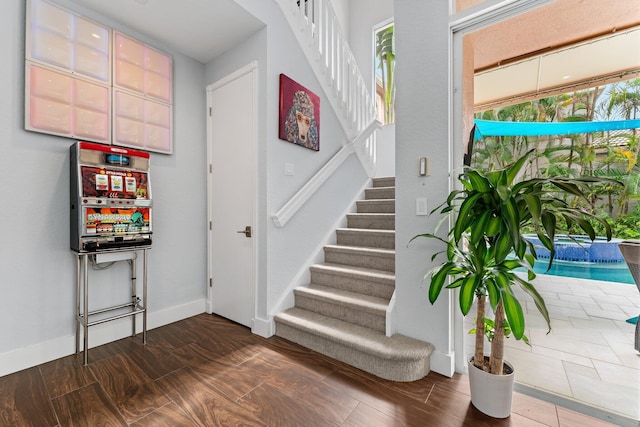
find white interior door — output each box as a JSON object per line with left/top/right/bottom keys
{"left": 206, "top": 63, "right": 257, "bottom": 328}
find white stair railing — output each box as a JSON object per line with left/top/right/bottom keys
{"left": 272, "top": 120, "right": 380, "bottom": 227}
{"left": 276, "top": 0, "right": 377, "bottom": 175}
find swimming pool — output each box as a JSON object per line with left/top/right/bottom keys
{"left": 520, "top": 234, "right": 635, "bottom": 284}
{"left": 530, "top": 259, "right": 635, "bottom": 284}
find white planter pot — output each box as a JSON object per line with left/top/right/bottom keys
{"left": 468, "top": 357, "right": 515, "bottom": 418}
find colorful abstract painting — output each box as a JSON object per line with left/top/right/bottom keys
{"left": 279, "top": 74, "right": 320, "bottom": 151}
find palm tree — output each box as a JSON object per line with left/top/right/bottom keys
{"left": 375, "top": 24, "right": 395, "bottom": 124}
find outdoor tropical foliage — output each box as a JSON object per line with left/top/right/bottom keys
{"left": 472, "top": 78, "right": 640, "bottom": 238}
{"left": 375, "top": 23, "right": 395, "bottom": 125}
{"left": 411, "top": 150, "right": 617, "bottom": 375}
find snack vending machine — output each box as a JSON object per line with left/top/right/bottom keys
{"left": 70, "top": 141, "right": 152, "bottom": 252}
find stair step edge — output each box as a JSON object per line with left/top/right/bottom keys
{"left": 372, "top": 177, "right": 395, "bottom": 185}
{"left": 347, "top": 213, "right": 395, "bottom": 217}
{"left": 275, "top": 308, "right": 433, "bottom": 361}
{"left": 311, "top": 263, "right": 396, "bottom": 279}
{"left": 336, "top": 228, "right": 395, "bottom": 235}
{"left": 294, "top": 285, "right": 389, "bottom": 313}
{"left": 325, "top": 244, "right": 394, "bottom": 254}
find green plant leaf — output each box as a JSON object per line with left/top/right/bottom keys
{"left": 540, "top": 211, "right": 556, "bottom": 242}
{"left": 503, "top": 197, "right": 521, "bottom": 249}
{"left": 494, "top": 232, "right": 512, "bottom": 263}
{"left": 428, "top": 262, "right": 456, "bottom": 304}
{"left": 454, "top": 192, "right": 483, "bottom": 242}
{"left": 484, "top": 278, "right": 500, "bottom": 307}
{"left": 514, "top": 276, "right": 551, "bottom": 333}
{"left": 486, "top": 215, "right": 502, "bottom": 236}
{"left": 550, "top": 180, "right": 588, "bottom": 200}
{"left": 501, "top": 287, "right": 525, "bottom": 340}
{"left": 459, "top": 275, "right": 479, "bottom": 315}
{"left": 466, "top": 170, "right": 491, "bottom": 192}
{"left": 506, "top": 149, "right": 535, "bottom": 184}
{"left": 523, "top": 194, "right": 541, "bottom": 220}
{"left": 470, "top": 210, "right": 491, "bottom": 245}
{"left": 446, "top": 277, "right": 465, "bottom": 289}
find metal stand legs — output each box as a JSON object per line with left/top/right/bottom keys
{"left": 74, "top": 248, "right": 149, "bottom": 365}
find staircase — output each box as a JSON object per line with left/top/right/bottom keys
{"left": 274, "top": 177, "right": 434, "bottom": 382}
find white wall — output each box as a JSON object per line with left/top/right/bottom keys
{"left": 394, "top": 0, "right": 455, "bottom": 376}
{"left": 0, "top": 0, "right": 400, "bottom": 376}
{"left": 347, "top": 0, "right": 394, "bottom": 177}
{"left": 210, "top": 1, "right": 369, "bottom": 330}
{"left": 348, "top": 0, "right": 394, "bottom": 98}
{"left": 376, "top": 124, "right": 396, "bottom": 177}
{"left": 0, "top": 0, "right": 370, "bottom": 376}
{"left": 0, "top": 0, "right": 207, "bottom": 375}
{"left": 331, "top": 0, "right": 350, "bottom": 37}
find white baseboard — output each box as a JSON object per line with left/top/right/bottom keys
{"left": 430, "top": 350, "right": 456, "bottom": 377}
{"left": 0, "top": 298, "right": 206, "bottom": 377}
{"left": 252, "top": 316, "right": 274, "bottom": 338}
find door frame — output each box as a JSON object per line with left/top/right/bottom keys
{"left": 205, "top": 61, "right": 258, "bottom": 322}
{"left": 449, "top": 0, "right": 555, "bottom": 374}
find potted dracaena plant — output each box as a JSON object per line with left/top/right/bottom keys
{"left": 411, "top": 149, "right": 618, "bottom": 418}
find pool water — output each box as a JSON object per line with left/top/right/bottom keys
{"left": 530, "top": 259, "right": 635, "bottom": 284}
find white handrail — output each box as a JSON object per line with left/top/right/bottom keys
{"left": 272, "top": 0, "right": 380, "bottom": 227}
{"left": 276, "top": 0, "right": 377, "bottom": 166}
{"left": 272, "top": 120, "right": 381, "bottom": 227}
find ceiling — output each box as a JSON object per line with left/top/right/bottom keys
{"left": 68, "top": 0, "right": 639, "bottom": 108}
{"left": 69, "top": 0, "right": 265, "bottom": 64}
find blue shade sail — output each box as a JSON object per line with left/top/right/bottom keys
{"left": 473, "top": 119, "right": 640, "bottom": 140}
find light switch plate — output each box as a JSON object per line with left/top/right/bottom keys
{"left": 284, "top": 163, "right": 294, "bottom": 176}
{"left": 416, "top": 197, "right": 428, "bottom": 215}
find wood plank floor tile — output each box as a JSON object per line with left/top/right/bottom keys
{"left": 130, "top": 402, "right": 197, "bottom": 427}
{"left": 344, "top": 400, "right": 467, "bottom": 427}
{"left": 240, "top": 352, "right": 328, "bottom": 391}
{"left": 283, "top": 374, "right": 361, "bottom": 423}
{"left": 426, "top": 380, "right": 499, "bottom": 426}
{"left": 2, "top": 313, "right": 623, "bottom": 427}
{"left": 51, "top": 382, "right": 127, "bottom": 427}
{"left": 426, "top": 370, "right": 472, "bottom": 396}
{"left": 255, "top": 336, "right": 340, "bottom": 379}
{"left": 89, "top": 352, "right": 170, "bottom": 422}
{"left": 556, "top": 406, "right": 622, "bottom": 427}
{"left": 322, "top": 365, "right": 418, "bottom": 410}
{"left": 323, "top": 367, "right": 460, "bottom": 426}
{"left": 156, "top": 366, "right": 264, "bottom": 426}
{"left": 238, "top": 382, "right": 341, "bottom": 427}
{"left": 239, "top": 353, "right": 359, "bottom": 422}
{"left": 172, "top": 343, "right": 264, "bottom": 401}
{"left": 183, "top": 314, "right": 254, "bottom": 341}
{"left": 39, "top": 353, "right": 96, "bottom": 398}
{"left": 125, "top": 344, "right": 184, "bottom": 380}
{"left": 0, "top": 367, "right": 58, "bottom": 427}
{"left": 187, "top": 335, "right": 262, "bottom": 366}
{"left": 511, "top": 392, "right": 560, "bottom": 427}
{"left": 358, "top": 372, "right": 434, "bottom": 403}
{"left": 87, "top": 335, "right": 147, "bottom": 364}
{"left": 146, "top": 319, "right": 202, "bottom": 349}
{"left": 343, "top": 401, "right": 413, "bottom": 427}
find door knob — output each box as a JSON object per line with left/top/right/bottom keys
{"left": 237, "top": 226, "right": 252, "bottom": 238}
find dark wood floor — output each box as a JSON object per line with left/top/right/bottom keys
{"left": 0, "top": 313, "right": 618, "bottom": 426}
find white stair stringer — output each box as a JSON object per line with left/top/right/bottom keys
{"left": 274, "top": 177, "right": 434, "bottom": 382}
